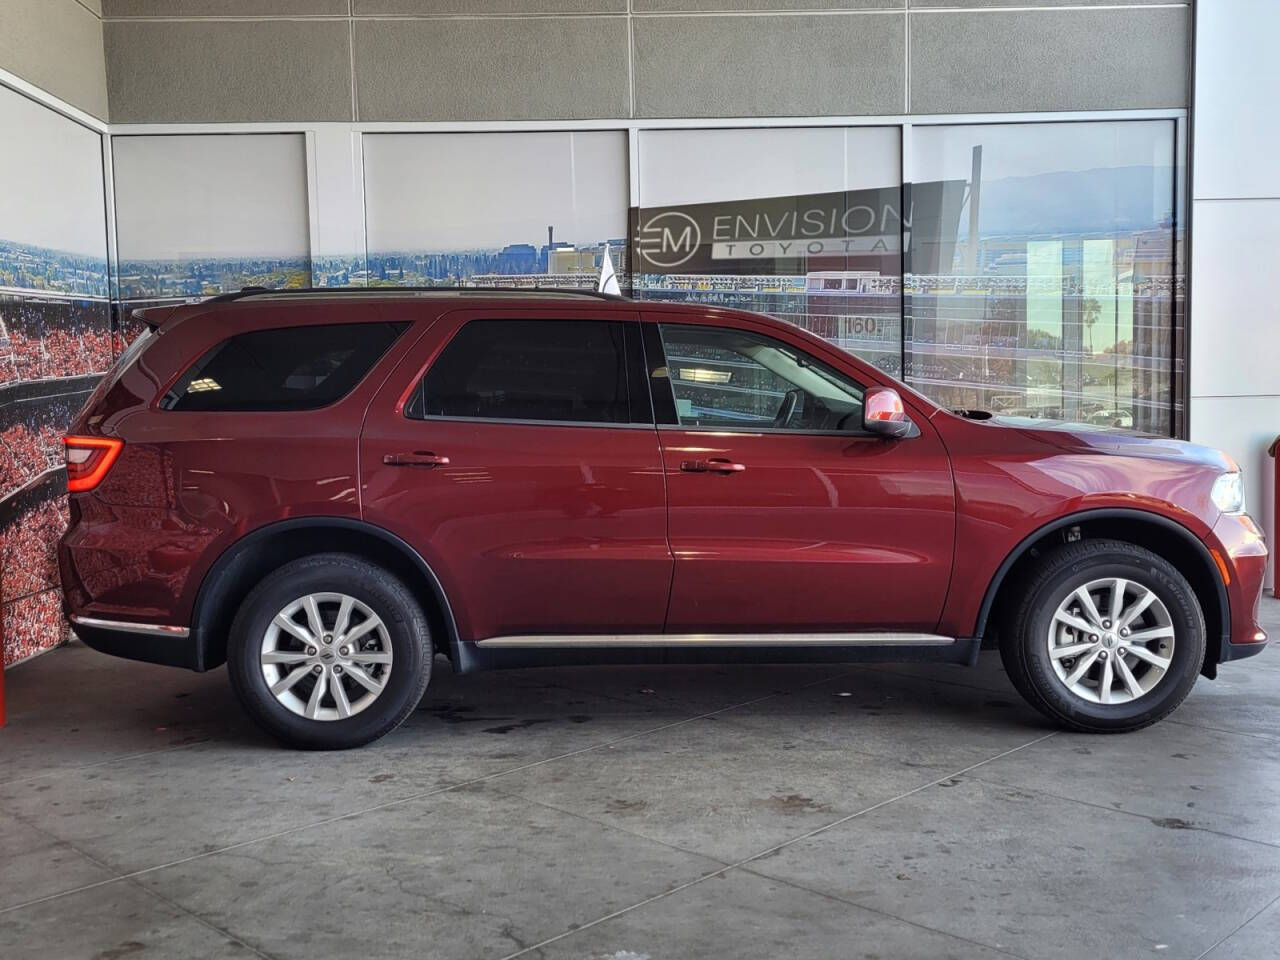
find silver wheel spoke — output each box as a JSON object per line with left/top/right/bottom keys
{"left": 341, "top": 615, "right": 382, "bottom": 646}
{"left": 305, "top": 670, "right": 328, "bottom": 719}
{"left": 1115, "top": 655, "right": 1144, "bottom": 699}
{"left": 271, "top": 665, "right": 311, "bottom": 696}
{"left": 346, "top": 664, "right": 384, "bottom": 695}
{"left": 1053, "top": 610, "right": 1097, "bottom": 635}
{"left": 1107, "top": 578, "right": 1127, "bottom": 626}
{"left": 262, "top": 650, "right": 310, "bottom": 665}
{"left": 1074, "top": 587, "right": 1105, "bottom": 627}
{"left": 1050, "top": 641, "right": 1096, "bottom": 660}
{"left": 334, "top": 595, "right": 355, "bottom": 641}
{"left": 353, "top": 650, "right": 393, "bottom": 665}
{"left": 1098, "top": 657, "right": 1114, "bottom": 704}
{"left": 303, "top": 595, "right": 325, "bottom": 642}
{"left": 1064, "top": 649, "right": 1101, "bottom": 687}
{"left": 273, "top": 614, "right": 313, "bottom": 645}
{"left": 1117, "top": 590, "right": 1157, "bottom": 630}
{"left": 1126, "top": 625, "right": 1174, "bottom": 643}
{"left": 331, "top": 673, "right": 352, "bottom": 719}
{"left": 1124, "top": 645, "right": 1172, "bottom": 670}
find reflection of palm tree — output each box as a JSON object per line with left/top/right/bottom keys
{"left": 1082, "top": 297, "right": 1100, "bottom": 355}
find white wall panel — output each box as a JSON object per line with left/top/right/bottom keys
{"left": 1189, "top": 199, "right": 1280, "bottom": 399}
{"left": 1192, "top": 0, "right": 1280, "bottom": 201}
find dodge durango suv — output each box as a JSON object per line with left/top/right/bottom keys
{"left": 58, "top": 288, "right": 1269, "bottom": 749}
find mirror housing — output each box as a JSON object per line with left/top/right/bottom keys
{"left": 863, "top": 386, "right": 913, "bottom": 438}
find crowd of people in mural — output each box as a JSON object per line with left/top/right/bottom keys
{"left": 1, "top": 492, "right": 65, "bottom": 604}
{"left": 1, "top": 486, "right": 67, "bottom": 665}
{"left": 0, "top": 297, "right": 113, "bottom": 663}
{"left": 0, "top": 298, "right": 112, "bottom": 387}
{"left": 2, "top": 591, "right": 64, "bottom": 664}
{"left": 0, "top": 395, "right": 82, "bottom": 497}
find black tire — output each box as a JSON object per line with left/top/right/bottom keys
{"left": 227, "top": 553, "right": 431, "bottom": 749}
{"left": 999, "top": 539, "right": 1205, "bottom": 733}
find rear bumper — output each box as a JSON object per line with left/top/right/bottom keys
{"left": 69, "top": 616, "right": 201, "bottom": 670}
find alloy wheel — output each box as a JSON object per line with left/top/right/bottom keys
{"left": 259, "top": 592, "right": 394, "bottom": 721}
{"left": 1045, "top": 577, "right": 1175, "bottom": 705}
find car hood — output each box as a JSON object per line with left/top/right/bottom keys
{"left": 961, "top": 414, "right": 1237, "bottom": 471}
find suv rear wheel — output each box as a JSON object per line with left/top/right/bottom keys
{"left": 227, "top": 553, "right": 432, "bottom": 749}
{"left": 999, "top": 539, "right": 1205, "bottom": 733}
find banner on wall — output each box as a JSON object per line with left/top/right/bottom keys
{"left": 630, "top": 184, "right": 965, "bottom": 278}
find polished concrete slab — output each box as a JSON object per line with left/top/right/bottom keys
{"left": 1, "top": 598, "right": 1278, "bottom": 960}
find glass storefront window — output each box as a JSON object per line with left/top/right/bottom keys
{"left": 633, "top": 127, "right": 904, "bottom": 377}
{"left": 362, "top": 131, "right": 629, "bottom": 290}
{"left": 905, "top": 121, "right": 1182, "bottom": 435}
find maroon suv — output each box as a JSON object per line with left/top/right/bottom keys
{"left": 58, "top": 289, "right": 1269, "bottom": 748}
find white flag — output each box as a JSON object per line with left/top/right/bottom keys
{"left": 597, "top": 244, "right": 621, "bottom": 296}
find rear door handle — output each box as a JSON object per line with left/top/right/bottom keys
{"left": 680, "top": 458, "right": 745, "bottom": 474}
{"left": 383, "top": 451, "right": 450, "bottom": 467}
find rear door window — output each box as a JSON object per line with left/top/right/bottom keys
{"left": 408, "top": 318, "right": 650, "bottom": 425}
{"left": 161, "top": 322, "right": 408, "bottom": 412}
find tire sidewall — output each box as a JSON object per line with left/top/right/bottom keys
{"left": 228, "top": 556, "right": 430, "bottom": 749}
{"left": 1022, "top": 549, "right": 1204, "bottom": 730}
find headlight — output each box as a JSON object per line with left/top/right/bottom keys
{"left": 1211, "top": 471, "right": 1246, "bottom": 515}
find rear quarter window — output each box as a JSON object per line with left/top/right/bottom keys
{"left": 160, "top": 322, "right": 407, "bottom": 412}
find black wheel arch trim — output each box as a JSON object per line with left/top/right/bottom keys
{"left": 189, "top": 516, "right": 462, "bottom": 671}
{"left": 974, "top": 507, "right": 1230, "bottom": 669}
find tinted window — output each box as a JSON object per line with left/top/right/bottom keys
{"left": 162, "top": 322, "right": 407, "bottom": 412}
{"left": 412, "top": 319, "right": 644, "bottom": 425}
{"left": 657, "top": 324, "right": 864, "bottom": 432}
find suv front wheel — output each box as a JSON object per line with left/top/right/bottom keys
{"left": 1000, "top": 539, "right": 1205, "bottom": 733}
{"left": 227, "top": 553, "right": 432, "bottom": 749}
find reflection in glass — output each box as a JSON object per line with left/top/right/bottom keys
{"left": 905, "top": 121, "right": 1182, "bottom": 435}
{"left": 633, "top": 128, "right": 904, "bottom": 377}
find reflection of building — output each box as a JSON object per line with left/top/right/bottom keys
{"left": 548, "top": 247, "right": 595, "bottom": 274}
{"left": 497, "top": 243, "right": 538, "bottom": 274}
{"left": 904, "top": 272, "right": 1177, "bottom": 432}
{"left": 634, "top": 271, "right": 904, "bottom": 377}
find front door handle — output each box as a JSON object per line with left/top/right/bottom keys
{"left": 383, "top": 451, "right": 450, "bottom": 467}
{"left": 680, "top": 458, "right": 745, "bottom": 474}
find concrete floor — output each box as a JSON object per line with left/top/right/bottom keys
{"left": 3, "top": 602, "right": 1280, "bottom": 960}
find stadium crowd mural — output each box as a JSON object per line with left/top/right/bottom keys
{"left": 0, "top": 84, "right": 111, "bottom": 665}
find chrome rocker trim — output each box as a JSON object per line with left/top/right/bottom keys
{"left": 457, "top": 631, "right": 976, "bottom": 673}
{"left": 477, "top": 632, "right": 956, "bottom": 648}
{"left": 70, "top": 615, "right": 191, "bottom": 639}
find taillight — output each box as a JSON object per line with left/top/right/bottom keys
{"left": 64, "top": 436, "right": 123, "bottom": 492}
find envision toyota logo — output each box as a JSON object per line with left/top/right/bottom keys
{"left": 636, "top": 211, "right": 702, "bottom": 268}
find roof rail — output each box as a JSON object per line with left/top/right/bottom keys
{"left": 203, "top": 285, "right": 628, "bottom": 304}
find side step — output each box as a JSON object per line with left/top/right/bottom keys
{"left": 454, "top": 633, "right": 980, "bottom": 673}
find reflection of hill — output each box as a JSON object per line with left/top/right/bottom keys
{"left": 974, "top": 166, "right": 1174, "bottom": 237}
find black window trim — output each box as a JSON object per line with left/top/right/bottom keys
{"left": 644, "top": 319, "right": 886, "bottom": 439}
{"left": 405, "top": 316, "right": 656, "bottom": 430}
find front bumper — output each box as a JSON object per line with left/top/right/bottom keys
{"left": 1213, "top": 512, "right": 1269, "bottom": 665}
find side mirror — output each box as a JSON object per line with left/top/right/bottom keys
{"left": 863, "top": 386, "right": 913, "bottom": 439}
